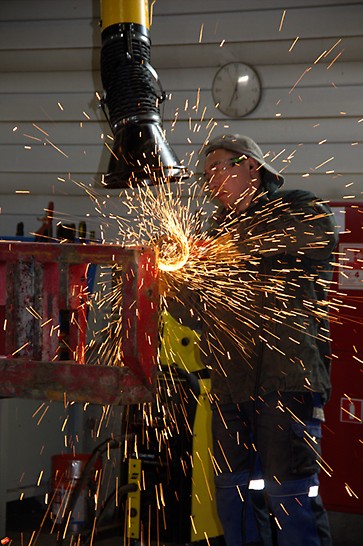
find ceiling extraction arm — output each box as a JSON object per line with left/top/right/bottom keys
{"left": 99, "top": 0, "right": 189, "bottom": 188}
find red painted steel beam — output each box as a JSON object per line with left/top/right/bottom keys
{"left": 0, "top": 359, "right": 154, "bottom": 405}
{"left": 0, "top": 241, "right": 152, "bottom": 264}
{"left": 0, "top": 242, "right": 159, "bottom": 405}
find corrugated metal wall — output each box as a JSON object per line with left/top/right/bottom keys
{"left": 0, "top": 0, "right": 362, "bottom": 236}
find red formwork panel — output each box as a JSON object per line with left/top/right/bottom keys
{"left": 0, "top": 242, "right": 159, "bottom": 405}
{"left": 320, "top": 203, "right": 363, "bottom": 513}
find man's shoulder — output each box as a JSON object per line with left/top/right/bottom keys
{"left": 271, "top": 189, "right": 333, "bottom": 212}
{"left": 272, "top": 189, "right": 318, "bottom": 203}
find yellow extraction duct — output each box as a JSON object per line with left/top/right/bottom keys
{"left": 101, "top": 0, "right": 150, "bottom": 29}
{"left": 99, "top": 0, "right": 188, "bottom": 188}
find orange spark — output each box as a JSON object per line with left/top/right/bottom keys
{"left": 327, "top": 49, "right": 345, "bottom": 69}
{"left": 198, "top": 23, "right": 204, "bottom": 43}
{"left": 279, "top": 10, "right": 286, "bottom": 31}
{"left": 289, "top": 36, "right": 299, "bottom": 51}
{"left": 289, "top": 67, "right": 312, "bottom": 94}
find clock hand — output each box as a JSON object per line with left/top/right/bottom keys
{"left": 229, "top": 82, "right": 238, "bottom": 107}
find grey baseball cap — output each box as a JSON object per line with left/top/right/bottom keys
{"left": 204, "top": 134, "right": 284, "bottom": 189}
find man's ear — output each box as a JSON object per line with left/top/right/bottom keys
{"left": 248, "top": 157, "right": 261, "bottom": 178}
{"left": 248, "top": 157, "right": 260, "bottom": 174}
{"left": 247, "top": 157, "right": 262, "bottom": 187}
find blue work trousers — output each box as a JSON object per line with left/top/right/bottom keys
{"left": 212, "top": 392, "right": 332, "bottom": 546}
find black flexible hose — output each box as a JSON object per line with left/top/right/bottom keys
{"left": 101, "top": 23, "right": 161, "bottom": 130}
{"left": 56, "top": 437, "right": 129, "bottom": 545}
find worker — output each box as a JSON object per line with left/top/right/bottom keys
{"left": 199, "top": 135, "right": 338, "bottom": 546}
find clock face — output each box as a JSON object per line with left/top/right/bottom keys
{"left": 212, "top": 63, "right": 262, "bottom": 117}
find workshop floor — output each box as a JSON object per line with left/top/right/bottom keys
{"left": 5, "top": 510, "right": 363, "bottom": 546}
{"left": 7, "top": 535, "right": 120, "bottom": 546}
{"left": 4, "top": 531, "right": 192, "bottom": 546}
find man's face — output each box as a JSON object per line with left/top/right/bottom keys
{"left": 204, "top": 148, "right": 262, "bottom": 213}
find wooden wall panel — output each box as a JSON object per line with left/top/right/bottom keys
{"left": 2, "top": 5, "right": 362, "bottom": 49}
{"left": 0, "top": 141, "right": 361, "bottom": 178}
{"left": 2, "top": 62, "right": 363, "bottom": 93}
{"left": 1, "top": 117, "right": 362, "bottom": 148}
{"left": 3, "top": 0, "right": 363, "bottom": 21}
{"left": 0, "top": 0, "right": 362, "bottom": 234}
{"left": 1, "top": 85, "right": 362, "bottom": 121}
{"left": 2, "top": 37, "right": 363, "bottom": 72}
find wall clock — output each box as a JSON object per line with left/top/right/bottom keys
{"left": 212, "top": 62, "right": 262, "bottom": 117}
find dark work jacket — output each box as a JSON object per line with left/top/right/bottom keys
{"left": 200, "top": 188, "right": 339, "bottom": 405}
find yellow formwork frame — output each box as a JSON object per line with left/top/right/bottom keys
{"left": 160, "top": 311, "right": 223, "bottom": 542}
{"left": 191, "top": 377, "right": 223, "bottom": 542}
{"left": 126, "top": 458, "right": 142, "bottom": 540}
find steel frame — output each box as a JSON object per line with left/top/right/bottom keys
{"left": 0, "top": 242, "right": 159, "bottom": 405}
